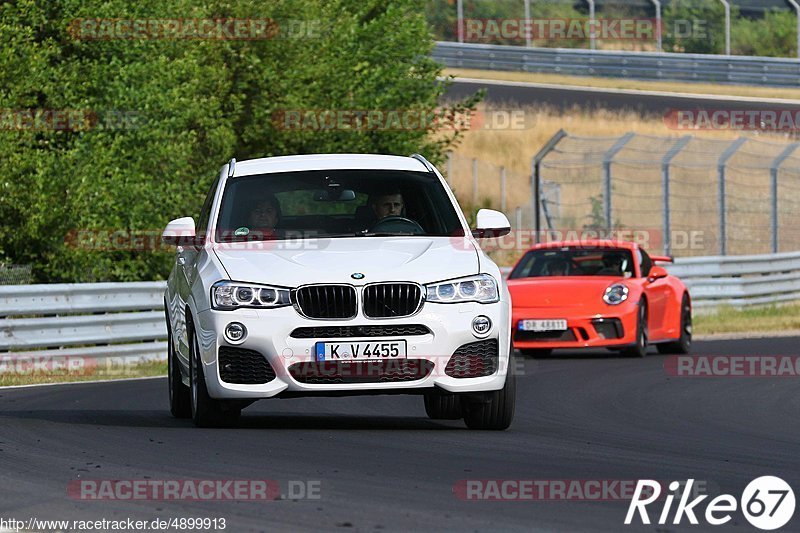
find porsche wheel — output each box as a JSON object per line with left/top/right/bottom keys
{"left": 623, "top": 301, "right": 648, "bottom": 358}
{"left": 657, "top": 293, "right": 692, "bottom": 355}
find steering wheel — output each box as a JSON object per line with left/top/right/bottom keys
{"left": 368, "top": 216, "right": 425, "bottom": 234}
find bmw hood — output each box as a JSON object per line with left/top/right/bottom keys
{"left": 212, "top": 236, "right": 479, "bottom": 287}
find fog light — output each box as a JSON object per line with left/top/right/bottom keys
{"left": 224, "top": 322, "right": 247, "bottom": 344}
{"left": 472, "top": 316, "right": 492, "bottom": 337}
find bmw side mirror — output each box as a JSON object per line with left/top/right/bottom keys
{"left": 472, "top": 209, "right": 511, "bottom": 238}
{"left": 162, "top": 217, "right": 197, "bottom": 246}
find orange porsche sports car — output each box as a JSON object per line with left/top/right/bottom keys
{"left": 507, "top": 240, "right": 691, "bottom": 357}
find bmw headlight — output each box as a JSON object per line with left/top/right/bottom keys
{"left": 603, "top": 283, "right": 629, "bottom": 305}
{"left": 211, "top": 281, "right": 291, "bottom": 310}
{"left": 426, "top": 274, "right": 499, "bottom": 304}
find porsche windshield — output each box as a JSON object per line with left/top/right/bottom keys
{"left": 509, "top": 248, "right": 635, "bottom": 279}
{"left": 214, "top": 169, "right": 463, "bottom": 241}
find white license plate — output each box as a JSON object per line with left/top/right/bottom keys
{"left": 519, "top": 319, "right": 568, "bottom": 332}
{"left": 314, "top": 340, "right": 407, "bottom": 361}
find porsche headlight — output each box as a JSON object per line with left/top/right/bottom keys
{"left": 426, "top": 274, "right": 499, "bottom": 304}
{"left": 212, "top": 281, "right": 291, "bottom": 310}
{"left": 603, "top": 283, "right": 629, "bottom": 305}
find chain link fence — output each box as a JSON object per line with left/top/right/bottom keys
{"left": 446, "top": 132, "right": 800, "bottom": 258}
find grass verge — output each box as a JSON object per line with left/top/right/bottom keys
{"left": 445, "top": 68, "right": 800, "bottom": 101}
{"left": 0, "top": 359, "right": 167, "bottom": 387}
{"left": 693, "top": 302, "right": 800, "bottom": 336}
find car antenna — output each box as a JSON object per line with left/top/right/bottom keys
{"left": 227, "top": 158, "right": 236, "bottom": 178}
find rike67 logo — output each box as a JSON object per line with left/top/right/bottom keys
{"left": 626, "top": 477, "right": 795, "bottom": 530}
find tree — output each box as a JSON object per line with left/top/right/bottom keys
{"left": 0, "top": 0, "right": 480, "bottom": 282}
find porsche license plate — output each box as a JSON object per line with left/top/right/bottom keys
{"left": 519, "top": 319, "right": 568, "bottom": 332}
{"left": 315, "top": 340, "right": 407, "bottom": 361}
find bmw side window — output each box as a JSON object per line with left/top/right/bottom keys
{"left": 195, "top": 175, "right": 220, "bottom": 243}
{"left": 639, "top": 249, "right": 652, "bottom": 278}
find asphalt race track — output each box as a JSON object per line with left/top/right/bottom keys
{"left": 0, "top": 337, "right": 797, "bottom": 532}
{"left": 446, "top": 78, "right": 800, "bottom": 117}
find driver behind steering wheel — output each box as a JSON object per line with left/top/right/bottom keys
{"left": 371, "top": 190, "right": 405, "bottom": 220}
{"left": 360, "top": 189, "right": 424, "bottom": 234}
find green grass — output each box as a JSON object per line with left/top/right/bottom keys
{"left": 0, "top": 360, "right": 167, "bottom": 387}
{"left": 694, "top": 302, "right": 800, "bottom": 336}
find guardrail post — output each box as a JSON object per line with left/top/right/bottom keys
{"left": 661, "top": 136, "right": 692, "bottom": 256}
{"left": 531, "top": 129, "right": 568, "bottom": 242}
{"left": 770, "top": 143, "right": 799, "bottom": 253}
{"left": 587, "top": 0, "right": 596, "bottom": 50}
{"left": 717, "top": 137, "right": 747, "bottom": 256}
{"left": 602, "top": 133, "right": 635, "bottom": 233}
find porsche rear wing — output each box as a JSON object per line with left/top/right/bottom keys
{"left": 651, "top": 255, "right": 674, "bottom": 263}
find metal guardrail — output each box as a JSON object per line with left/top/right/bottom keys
{"left": 433, "top": 42, "right": 800, "bottom": 87}
{"left": 1, "top": 253, "right": 797, "bottom": 367}
{"left": 0, "top": 281, "right": 167, "bottom": 370}
{"left": 501, "top": 251, "right": 800, "bottom": 309}
{"left": 666, "top": 251, "right": 800, "bottom": 308}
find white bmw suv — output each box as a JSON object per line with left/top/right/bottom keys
{"left": 162, "top": 153, "right": 515, "bottom": 429}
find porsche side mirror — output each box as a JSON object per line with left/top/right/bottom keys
{"left": 648, "top": 265, "right": 668, "bottom": 282}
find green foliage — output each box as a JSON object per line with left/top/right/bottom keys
{"left": 663, "top": 0, "right": 728, "bottom": 54}
{"left": 733, "top": 9, "right": 798, "bottom": 58}
{"left": 0, "top": 0, "right": 480, "bottom": 282}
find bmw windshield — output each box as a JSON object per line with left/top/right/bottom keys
{"left": 214, "top": 169, "right": 464, "bottom": 241}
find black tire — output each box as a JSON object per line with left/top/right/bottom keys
{"left": 657, "top": 293, "right": 692, "bottom": 355}
{"left": 167, "top": 321, "right": 191, "bottom": 419}
{"left": 189, "top": 320, "right": 240, "bottom": 428}
{"left": 424, "top": 393, "right": 463, "bottom": 420}
{"left": 519, "top": 348, "right": 552, "bottom": 358}
{"left": 462, "top": 362, "right": 516, "bottom": 431}
{"left": 622, "top": 300, "right": 648, "bottom": 358}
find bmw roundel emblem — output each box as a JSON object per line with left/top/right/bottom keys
{"left": 351, "top": 273, "right": 365, "bottom": 280}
